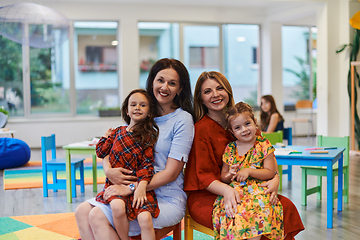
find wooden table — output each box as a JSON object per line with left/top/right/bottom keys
{"left": 275, "top": 146, "right": 345, "bottom": 228}
{"left": 63, "top": 141, "right": 97, "bottom": 203}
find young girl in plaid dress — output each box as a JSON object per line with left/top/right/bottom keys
{"left": 95, "top": 89, "right": 160, "bottom": 240}
{"left": 212, "top": 102, "right": 283, "bottom": 240}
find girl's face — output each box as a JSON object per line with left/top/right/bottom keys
{"left": 127, "top": 92, "right": 150, "bottom": 126}
{"left": 201, "top": 78, "right": 229, "bottom": 115}
{"left": 261, "top": 98, "right": 271, "bottom": 113}
{"left": 152, "top": 68, "right": 182, "bottom": 108}
{"left": 230, "top": 112, "right": 257, "bottom": 144}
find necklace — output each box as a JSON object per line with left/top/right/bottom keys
{"left": 207, "top": 113, "right": 227, "bottom": 129}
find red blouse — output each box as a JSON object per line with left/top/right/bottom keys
{"left": 184, "top": 115, "right": 235, "bottom": 191}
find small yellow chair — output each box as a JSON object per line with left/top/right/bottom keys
{"left": 184, "top": 207, "right": 213, "bottom": 240}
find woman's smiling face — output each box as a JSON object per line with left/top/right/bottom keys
{"left": 201, "top": 78, "right": 229, "bottom": 115}
{"left": 152, "top": 68, "right": 182, "bottom": 109}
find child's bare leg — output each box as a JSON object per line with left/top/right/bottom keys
{"left": 137, "top": 211, "right": 155, "bottom": 240}
{"left": 110, "top": 199, "right": 129, "bottom": 240}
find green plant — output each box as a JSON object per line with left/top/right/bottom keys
{"left": 0, "top": 107, "right": 9, "bottom": 115}
{"left": 336, "top": 12, "right": 360, "bottom": 149}
{"left": 285, "top": 56, "right": 317, "bottom": 101}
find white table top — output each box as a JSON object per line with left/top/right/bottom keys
{"left": 0, "top": 129, "right": 16, "bottom": 135}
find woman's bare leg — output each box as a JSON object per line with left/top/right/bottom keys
{"left": 75, "top": 201, "right": 95, "bottom": 240}
{"left": 110, "top": 199, "right": 129, "bottom": 240}
{"left": 137, "top": 211, "right": 155, "bottom": 240}
{"left": 89, "top": 207, "right": 120, "bottom": 240}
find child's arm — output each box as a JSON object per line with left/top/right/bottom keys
{"left": 221, "top": 163, "right": 239, "bottom": 183}
{"left": 132, "top": 180, "right": 148, "bottom": 209}
{"left": 234, "top": 152, "right": 276, "bottom": 182}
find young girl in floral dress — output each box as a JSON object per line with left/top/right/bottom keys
{"left": 95, "top": 89, "right": 160, "bottom": 240}
{"left": 213, "top": 102, "right": 283, "bottom": 240}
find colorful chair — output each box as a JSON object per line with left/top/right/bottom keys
{"left": 301, "top": 135, "right": 349, "bottom": 206}
{"left": 41, "top": 134, "right": 85, "bottom": 198}
{"left": 184, "top": 207, "right": 213, "bottom": 240}
{"left": 262, "top": 131, "right": 285, "bottom": 190}
{"left": 291, "top": 99, "right": 314, "bottom": 140}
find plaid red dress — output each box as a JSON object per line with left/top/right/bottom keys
{"left": 95, "top": 126, "right": 159, "bottom": 221}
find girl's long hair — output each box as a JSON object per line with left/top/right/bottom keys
{"left": 260, "top": 95, "right": 284, "bottom": 131}
{"left": 146, "top": 58, "right": 194, "bottom": 120}
{"left": 121, "top": 89, "right": 159, "bottom": 148}
{"left": 193, "top": 71, "right": 235, "bottom": 122}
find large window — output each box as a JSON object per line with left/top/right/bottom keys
{"left": 0, "top": 21, "right": 119, "bottom": 118}
{"left": 29, "top": 24, "right": 70, "bottom": 115}
{"left": 74, "top": 21, "right": 119, "bottom": 115}
{"left": 138, "top": 23, "right": 260, "bottom": 105}
{"left": 138, "top": 22, "right": 179, "bottom": 88}
{"left": 0, "top": 36, "right": 23, "bottom": 116}
{"left": 282, "top": 26, "right": 317, "bottom": 105}
{"left": 223, "top": 24, "right": 260, "bottom": 105}
{"left": 183, "top": 25, "right": 221, "bottom": 89}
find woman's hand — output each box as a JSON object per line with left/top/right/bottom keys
{"left": 258, "top": 173, "right": 279, "bottom": 205}
{"left": 103, "top": 185, "right": 132, "bottom": 200}
{"left": 223, "top": 186, "right": 241, "bottom": 218}
{"left": 102, "top": 155, "right": 137, "bottom": 185}
{"left": 106, "top": 167, "right": 137, "bottom": 185}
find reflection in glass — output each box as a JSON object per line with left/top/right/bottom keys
{"left": 0, "top": 35, "right": 24, "bottom": 116}
{"left": 29, "top": 24, "right": 70, "bottom": 114}
{"left": 223, "top": 24, "right": 259, "bottom": 106}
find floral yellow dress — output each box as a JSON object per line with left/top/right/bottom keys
{"left": 212, "top": 136, "right": 284, "bottom": 240}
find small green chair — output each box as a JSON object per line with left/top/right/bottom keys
{"left": 262, "top": 131, "right": 284, "bottom": 190}
{"left": 301, "top": 135, "right": 350, "bottom": 206}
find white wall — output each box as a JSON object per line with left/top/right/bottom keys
{"left": 1, "top": 0, "right": 353, "bottom": 147}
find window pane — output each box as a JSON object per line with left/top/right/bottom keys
{"left": 74, "top": 21, "right": 119, "bottom": 114}
{"left": 183, "top": 25, "right": 220, "bottom": 89}
{"left": 29, "top": 24, "right": 70, "bottom": 114}
{"left": 138, "top": 22, "right": 179, "bottom": 88}
{"left": 0, "top": 35, "right": 24, "bottom": 116}
{"left": 282, "top": 26, "right": 311, "bottom": 105}
{"left": 223, "top": 24, "right": 259, "bottom": 106}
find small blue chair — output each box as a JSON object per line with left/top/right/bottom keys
{"left": 41, "top": 134, "right": 85, "bottom": 198}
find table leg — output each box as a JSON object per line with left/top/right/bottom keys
{"left": 338, "top": 153, "right": 343, "bottom": 212}
{"left": 326, "top": 161, "right": 334, "bottom": 228}
{"left": 65, "top": 149, "right": 72, "bottom": 203}
{"left": 11, "top": 133, "right": 14, "bottom": 138}
{"left": 92, "top": 155, "right": 97, "bottom": 192}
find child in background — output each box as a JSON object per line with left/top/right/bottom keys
{"left": 96, "top": 89, "right": 159, "bottom": 240}
{"left": 260, "top": 95, "right": 284, "bottom": 133}
{"left": 212, "top": 102, "right": 283, "bottom": 240}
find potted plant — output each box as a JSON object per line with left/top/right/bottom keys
{"left": 98, "top": 107, "right": 121, "bottom": 117}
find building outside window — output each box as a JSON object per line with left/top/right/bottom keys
{"left": 138, "top": 22, "right": 260, "bottom": 105}
{"left": 74, "top": 21, "right": 119, "bottom": 115}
